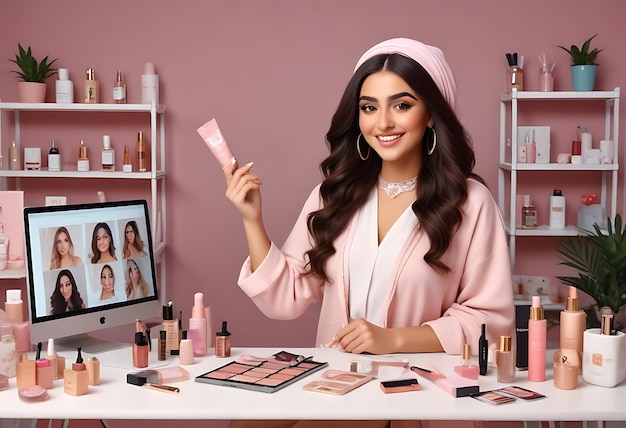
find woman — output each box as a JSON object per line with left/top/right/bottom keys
{"left": 224, "top": 38, "right": 514, "bottom": 356}
{"left": 50, "top": 269, "right": 85, "bottom": 314}
{"left": 98, "top": 264, "right": 118, "bottom": 302}
{"left": 125, "top": 259, "right": 149, "bottom": 299}
{"left": 122, "top": 220, "right": 147, "bottom": 259}
{"left": 90, "top": 222, "right": 117, "bottom": 264}
{"left": 49, "top": 227, "right": 82, "bottom": 270}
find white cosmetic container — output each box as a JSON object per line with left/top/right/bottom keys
{"left": 582, "top": 314, "right": 626, "bottom": 388}
{"left": 549, "top": 189, "right": 566, "bottom": 229}
{"left": 55, "top": 68, "right": 74, "bottom": 103}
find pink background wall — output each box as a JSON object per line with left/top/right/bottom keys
{"left": 1, "top": 1, "right": 626, "bottom": 426}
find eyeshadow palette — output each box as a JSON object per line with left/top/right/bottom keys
{"left": 195, "top": 354, "right": 328, "bottom": 393}
{"left": 302, "top": 370, "right": 374, "bottom": 396}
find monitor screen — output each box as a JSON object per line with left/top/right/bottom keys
{"left": 24, "top": 199, "right": 160, "bottom": 353}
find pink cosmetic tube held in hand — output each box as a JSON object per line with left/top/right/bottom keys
{"left": 197, "top": 118, "right": 235, "bottom": 169}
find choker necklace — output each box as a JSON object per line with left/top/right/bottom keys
{"left": 378, "top": 175, "right": 418, "bottom": 199}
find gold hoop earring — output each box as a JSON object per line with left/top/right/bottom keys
{"left": 356, "top": 133, "right": 370, "bottom": 161}
{"left": 427, "top": 127, "right": 437, "bottom": 156}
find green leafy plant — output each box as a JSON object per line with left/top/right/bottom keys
{"left": 558, "top": 34, "right": 603, "bottom": 66}
{"left": 555, "top": 214, "right": 626, "bottom": 329}
{"left": 9, "top": 43, "right": 58, "bottom": 82}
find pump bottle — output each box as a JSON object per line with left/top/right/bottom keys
{"left": 528, "top": 296, "right": 546, "bottom": 381}
{"left": 189, "top": 292, "right": 207, "bottom": 356}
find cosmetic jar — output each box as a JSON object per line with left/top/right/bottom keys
{"left": 582, "top": 327, "right": 626, "bottom": 387}
{"left": 553, "top": 350, "right": 579, "bottom": 390}
{"left": 18, "top": 385, "right": 49, "bottom": 403}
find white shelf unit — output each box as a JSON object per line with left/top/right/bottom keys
{"left": 0, "top": 101, "right": 167, "bottom": 302}
{"left": 497, "top": 88, "right": 620, "bottom": 265}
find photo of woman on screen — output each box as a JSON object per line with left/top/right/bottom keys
{"left": 125, "top": 259, "right": 150, "bottom": 299}
{"left": 49, "top": 226, "right": 82, "bottom": 270}
{"left": 50, "top": 269, "right": 86, "bottom": 314}
{"left": 98, "top": 264, "right": 121, "bottom": 303}
{"left": 90, "top": 222, "right": 118, "bottom": 264}
{"left": 122, "top": 220, "right": 147, "bottom": 259}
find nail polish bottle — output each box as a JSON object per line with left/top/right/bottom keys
{"left": 215, "top": 321, "right": 231, "bottom": 358}
{"left": 132, "top": 331, "right": 149, "bottom": 368}
{"left": 496, "top": 335, "right": 516, "bottom": 383}
{"left": 113, "top": 70, "right": 127, "bottom": 104}
{"left": 77, "top": 140, "right": 90, "bottom": 172}
{"left": 84, "top": 68, "right": 99, "bottom": 104}
{"left": 189, "top": 293, "right": 207, "bottom": 357}
{"left": 16, "top": 353, "right": 36, "bottom": 391}
{"left": 454, "top": 343, "right": 479, "bottom": 380}
{"left": 528, "top": 295, "right": 546, "bottom": 382}
{"left": 85, "top": 357, "right": 100, "bottom": 386}
{"left": 101, "top": 135, "right": 115, "bottom": 171}
{"left": 35, "top": 342, "right": 53, "bottom": 389}
{"left": 64, "top": 347, "right": 89, "bottom": 396}
{"left": 48, "top": 139, "right": 61, "bottom": 172}
{"left": 178, "top": 330, "right": 194, "bottom": 365}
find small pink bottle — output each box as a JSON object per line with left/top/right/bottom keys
{"left": 528, "top": 296, "right": 547, "bottom": 382}
{"left": 454, "top": 343, "right": 479, "bottom": 380}
{"left": 189, "top": 292, "right": 207, "bottom": 357}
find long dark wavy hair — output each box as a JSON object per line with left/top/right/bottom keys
{"left": 305, "top": 53, "right": 483, "bottom": 283}
{"left": 91, "top": 222, "right": 116, "bottom": 263}
{"left": 50, "top": 269, "right": 85, "bottom": 315}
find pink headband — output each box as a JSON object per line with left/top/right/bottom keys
{"left": 354, "top": 38, "right": 458, "bottom": 113}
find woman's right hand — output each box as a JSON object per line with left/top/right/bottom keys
{"left": 223, "top": 159, "right": 263, "bottom": 222}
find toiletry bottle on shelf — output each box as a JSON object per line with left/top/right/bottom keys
{"left": 454, "top": 343, "right": 479, "bottom": 380}
{"left": 64, "top": 347, "right": 88, "bottom": 396}
{"left": 582, "top": 311, "right": 626, "bottom": 388}
{"left": 113, "top": 70, "right": 126, "bottom": 104}
{"left": 135, "top": 131, "right": 147, "bottom": 172}
{"left": 526, "top": 131, "right": 536, "bottom": 163}
{"left": 216, "top": 321, "right": 231, "bottom": 358}
{"left": 101, "top": 135, "right": 115, "bottom": 171}
{"left": 141, "top": 62, "right": 159, "bottom": 105}
{"left": 123, "top": 146, "right": 132, "bottom": 172}
{"left": 132, "top": 331, "right": 149, "bottom": 368}
{"left": 77, "top": 140, "right": 90, "bottom": 172}
{"left": 189, "top": 293, "right": 207, "bottom": 357}
{"left": 9, "top": 141, "right": 20, "bottom": 171}
{"left": 496, "top": 335, "right": 516, "bottom": 383}
{"left": 84, "top": 68, "right": 99, "bottom": 104}
{"left": 48, "top": 139, "right": 61, "bottom": 172}
{"left": 46, "top": 337, "right": 65, "bottom": 380}
{"left": 560, "top": 286, "right": 586, "bottom": 355}
{"left": 179, "top": 330, "right": 194, "bottom": 365}
{"left": 521, "top": 196, "right": 538, "bottom": 229}
{"left": 539, "top": 64, "right": 554, "bottom": 92}
{"left": 528, "top": 296, "right": 546, "bottom": 382}
{"left": 55, "top": 68, "right": 74, "bottom": 103}
{"left": 549, "top": 190, "right": 566, "bottom": 229}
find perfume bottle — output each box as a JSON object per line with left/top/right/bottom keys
{"left": 84, "top": 68, "right": 99, "bottom": 104}
{"left": 77, "top": 140, "right": 90, "bottom": 172}
{"left": 113, "top": 70, "right": 127, "bottom": 104}
{"left": 521, "top": 196, "right": 537, "bottom": 229}
{"left": 122, "top": 146, "right": 132, "bottom": 172}
{"left": 48, "top": 139, "right": 61, "bottom": 172}
{"left": 135, "top": 131, "right": 147, "bottom": 172}
{"left": 454, "top": 343, "right": 479, "bottom": 380}
{"left": 101, "top": 135, "right": 115, "bottom": 171}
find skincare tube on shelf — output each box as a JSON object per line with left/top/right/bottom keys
{"left": 197, "top": 118, "right": 235, "bottom": 168}
{"left": 528, "top": 296, "right": 546, "bottom": 382}
{"left": 189, "top": 293, "right": 207, "bottom": 357}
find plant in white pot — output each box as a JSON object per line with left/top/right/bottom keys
{"left": 558, "top": 34, "right": 603, "bottom": 91}
{"left": 9, "top": 43, "right": 58, "bottom": 103}
{"left": 555, "top": 214, "right": 626, "bottom": 330}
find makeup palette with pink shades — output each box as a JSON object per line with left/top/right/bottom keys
{"left": 195, "top": 351, "right": 328, "bottom": 393}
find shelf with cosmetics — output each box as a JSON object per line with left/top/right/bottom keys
{"left": 0, "top": 101, "right": 166, "bottom": 289}
{"left": 497, "top": 88, "right": 620, "bottom": 266}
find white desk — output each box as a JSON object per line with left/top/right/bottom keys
{"left": 0, "top": 347, "right": 624, "bottom": 421}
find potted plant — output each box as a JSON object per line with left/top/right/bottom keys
{"left": 555, "top": 214, "right": 626, "bottom": 330}
{"left": 558, "top": 34, "right": 603, "bottom": 91}
{"left": 8, "top": 43, "right": 58, "bottom": 103}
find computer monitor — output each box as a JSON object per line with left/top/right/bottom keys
{"left": 24, "top": 199, "right": 160, "bottom": 353}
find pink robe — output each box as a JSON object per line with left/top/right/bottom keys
{"left": 238, "top": 179, "right": 515, "bottom": 354}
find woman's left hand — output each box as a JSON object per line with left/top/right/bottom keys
{"left": 334, "top": 318, "right": 397, "bottom": 354}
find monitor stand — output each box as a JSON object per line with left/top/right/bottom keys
{"left": 55, "top": 333, "right": 129, "bottom": 355}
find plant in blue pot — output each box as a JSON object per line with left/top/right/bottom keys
{"left": 558, "top": 34, "right": 603, "bottom": 91}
